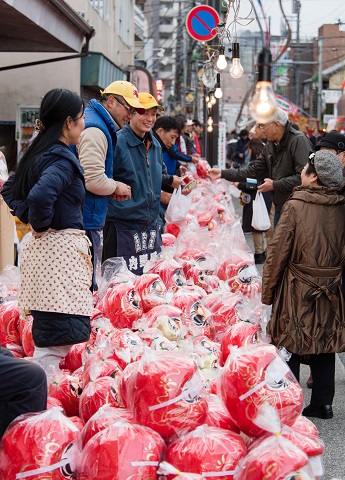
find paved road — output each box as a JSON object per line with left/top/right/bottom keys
{"left": 233, "top": 197, "right": 345, "bottom": 479}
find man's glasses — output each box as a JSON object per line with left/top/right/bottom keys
{"left": 112, "top": 96, "right": 136, "bottom": 115}
{"left": 258, "top": 121, "right": 275, "bottom": 130}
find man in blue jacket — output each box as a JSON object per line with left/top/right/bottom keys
{"left": 102, "top": 93, "right": 164, "bottom": 275}
{"left": 77, "top": 81, "right": 145, "bottom": 289}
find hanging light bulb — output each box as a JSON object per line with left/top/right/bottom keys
{"left": 207, "top": 125, "right": 213, "bottom": 132}
{"left": 209, "top": 91, "right": 217, "bottom": 105}
{"left": 249, "top": 47, "right": 277, "bottom": 123}
{"left": 207, "top": 100, "right": 212, "bottom": 109}
{"left": 216, "top": 45, "right": 227, "bottom": 70}
{"left": 207, "top": 116, "right": 213, "bottom": 126}
{"left": 229, "top": 42, "right": 244, "bottom": 79}
{"left": 214, "top": 73, "right": 223, "bottom": 99}
{"left": 205, "top": 95, "right": 210, "bottom": 102}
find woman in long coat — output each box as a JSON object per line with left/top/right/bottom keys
{"left": 262, "top": 150, "right": 345, "bottom": 420}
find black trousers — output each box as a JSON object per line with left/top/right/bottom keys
{"left": 0, "top": 348, "right": 47, "bottom": 437}
{"left": 288, "top": 352, "right": 335, "bottom": 406}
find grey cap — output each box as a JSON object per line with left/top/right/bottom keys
{"left": 313, "top": 150, "right": 343, "bottom": 188}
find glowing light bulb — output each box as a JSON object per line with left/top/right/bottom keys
{"left": 207, "top": 125, "right": 213, "bottom": 132}
{"left": 249, "top": 48, "right": 277, "bottom": 123}
{"left": 217, "top": 54, "right": 227, "bottom": 70}
{"left": 206, "top": 95, "right": 210, "bottom": 102}
{"left": 249, "top": 81, "right": 276, "bottom": 122}
{"left": 210, "top": 96, "right": 217, "bottom": 105}
{"left": 207, "top": 116, "right": 213, "bottom": 126}
{"left": 230, "top": 58, "right": 244, "bottom": 78}
{"left": 207, "top": 101, "right": 212, "bottom": 109}
{"left": 214, "top": 87, "right": 223, "bottom": 99}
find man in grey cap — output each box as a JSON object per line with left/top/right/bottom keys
{"left": 315, "top": 130, "right": 345, "bottom": 169}
{"left": 208, "top": 107, "right": 311, "bottom": 226}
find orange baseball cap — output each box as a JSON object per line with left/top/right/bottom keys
{"left": 138, "top": 92, "right": 164, "bottom": 111}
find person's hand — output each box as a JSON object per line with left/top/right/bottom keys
{"left": 110, "top": 181, "right": 131, "bottom": 201}
{"left": 191, "top": 155, "right": 200, "bottom": 164}
{"left": 179, "top": 165, "right": 187, "bottom": 176}
{"left": 207, "top": 168, "right": 221, "bottom": 181}
{"left": 258, "top": 178, "right": 274, "bottom": 192}
{"left": 171, "top": 176, "right": 183, "bottom": 189}
{"left": 160, "top": 191, "right": 172, "bottom": 205}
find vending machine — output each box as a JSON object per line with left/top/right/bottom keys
{"left": 16, "top": 105, "right": 40, "bottom": 161}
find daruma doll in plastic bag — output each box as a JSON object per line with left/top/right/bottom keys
{"left": 205, "top": 394, "right": 240, "bottom": 433}
{"left": 219, "top": 344, "right": 303, "bottom": 438}
{"left": 145, "top": 304, "right": 186, "bottom": 341}
{"left": 220, "top": 321, "right": 261, "bottom": 366}
{"left": 48, "top": 370, "right": 83, "bottom": 417}
{"left": 165, "top": 424, "right": 246, "bottom": 479}
{"left": 81, "top": 404, "right": 133, "bottom": 447}
{"left": 79, "top": 376, "right": 123, "bottom": 423}
{"left": 134, "top": 273, "right": 167, "bottom": 312}
{"left": 234, "top": 404, "right": 314, "bottom": 480}
{"left": 102, "top": 282, "right": 143, "bottom": 328}
{"left": 127, "top": 349, "right": 207, "bottom": 439}
{"left": 0, "top": 407, "right": 80, "bottom": 480}
{"left": 79, "top": 420, "right": 165, "bottom": 480}
{"left": 0, "top": 300, "right": 20, "bottom": 346}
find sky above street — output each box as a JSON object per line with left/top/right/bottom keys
{"left": 263, "top": 0, "right": 345, "bottom": 39}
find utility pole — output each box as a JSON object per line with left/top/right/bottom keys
{"left": 175, "top": 0, "right": 183, "bottom": 110}
{"left": 317, "top": 37, "right": 323, "bottom": 120}
{"left": 293, "top": 0, "right": 301, "bottom": 105}
{"left": 206, "top": 0, "right": 220, "bottom": 166}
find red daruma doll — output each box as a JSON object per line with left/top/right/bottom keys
{"left": 0, "top": 407, "right": 80, "bottom": 480}
{"left": 127, "top": 349, "right": 207, "bottom": 440}
{"left": 219, "top": 344, "right": 304, "bottom": 438}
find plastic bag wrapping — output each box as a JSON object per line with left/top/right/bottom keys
{"left": 157, "top": 461, "right": 206, "bottom": 479}
{"left": 205, "top": 394, "right": 240, "bottom": 433}
{"left": 234, "top": 403, "right": 314, "bottom": 480}
{"left": 148, "top": 256, "right": 187, "bottom": 291}
{"left": 59, "top": 341, "right": 89, "bottom": 372}
{"left": 134, "top": 273, "right": 167, "bottom": 312}
{"left": 78, "top": 420, "right": 165, "bottom": 480}
{"left": 171, "top": 286, "right": 214, "bottom": 339}
{"left": 48, "top": 370, "right": 83, "bottom": 417}
{"left": 81, "top": 404, "right": 134, "bottom": 447}
{"left": 78, "top": 375, "right": 123, "bottom": 423}
{"left": 134, "top": 304, "right": 187, "bottom": 342}
{"left": 162, "top": 232, "right": 177, "bottom": 246}
{"left": 218, "top": 344, "right": 304, "bottom": 438}
{"left": 19, "top": 315, "right": 34, "bottom": 356}
{"left": 192, "top": 335, "right": 220, "bottom": 372}
{"left": 82, "top": 348, "right": 122, "bottom": 386}
{"left": 126, "top": 348, "right": 208, "bottom": 440}
{"left": 0, "top": 265, "right": 20, "bottom": 304}
{"left": 164, "top": 424, "right": 247, "bottom": 479}
{"left": 219, "top": 319, "right": 267, "bottom": 367}
{"left": 0, "top": 407, "right": 81, "bottom": 480}
{"left": 291, "top": 415, "right": 319, "bottom": 438}
{"left": 0, "top": 300, "right": 21, "bottom": 346}
{"left": 251, "top": 191, "right": 271, "bottom": 231}
{"left": 203, "top": 291, "right": 242, "bottom": 342}
{"left": 89, "top": 315, "right": 115, "bottom": 345}
{"left": 102, "top": 281, "right": 143, "bottom": 329}
{"left": 196, "top": 159, "right": 211, "bottom": 179}
{"left": 97, "top": 257, "right": 137, "bottom": 302}
{"left": 165, "top": 186, "right": 193, "bottom": 225}
{"left": 106, "top": 328, "right": 143, "bottom": 370}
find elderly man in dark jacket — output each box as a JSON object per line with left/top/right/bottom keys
{"left": 208, "top": 108, "right": 312, "bottom": 225}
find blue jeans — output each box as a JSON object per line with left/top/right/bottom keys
{"left": 86, "top": 229, "right": 102, "bottom": 291}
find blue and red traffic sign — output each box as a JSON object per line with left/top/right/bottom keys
{"left": 186, "top": 5, "right": 220, "bottom": 42}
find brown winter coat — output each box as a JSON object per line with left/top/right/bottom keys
{"left": 262, "top": 186, "right": 345, "bottom": 355}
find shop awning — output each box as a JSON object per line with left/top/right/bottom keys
{"left": 0, "top": 0, "right": 94, "bottom": 53}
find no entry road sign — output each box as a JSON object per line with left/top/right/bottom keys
{"left": 186, "top": 5, "right": 220, "bottom": 42}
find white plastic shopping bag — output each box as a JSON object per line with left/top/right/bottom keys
{"left": 165, "top": 186, "right": 192, "bottom": 225}
{"left": 251, "top": 191, "right": 271, "bottom": 231}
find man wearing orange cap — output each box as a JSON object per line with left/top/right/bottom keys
{"left": 102, "top": 92, "right": 164, "bottom": 275}
{"left": 77, "top": 81, "right": 145, "bottom": 289}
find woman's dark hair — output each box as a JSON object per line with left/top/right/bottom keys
{"left": 153, "top": 116, "right": 181, "bottom": 134}
{"left": 12, "top": 88, "right": 84, "bottom": 199}
{"left": 305, "top": 161, "right": 323, "bottom": 186}
{"left": 247, "top": 138, "right": 264, "bottom": 161}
